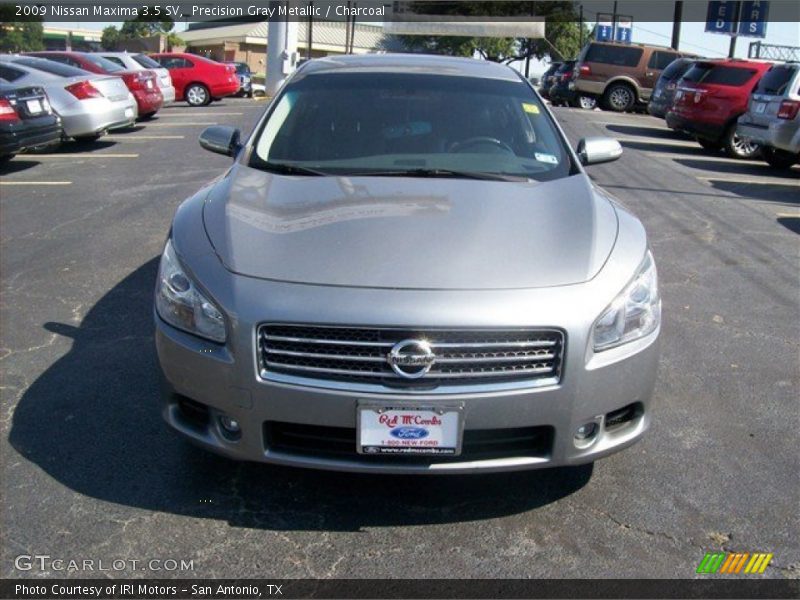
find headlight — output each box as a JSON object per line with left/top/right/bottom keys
{"left": 592, "top": 250, "right": 661, "bottom": 351}
{"left": 155, "top": 239, "right": 226, "bottom": 343}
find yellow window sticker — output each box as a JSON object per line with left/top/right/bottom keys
{"left": 522, "top": 103, "right": 540, "bottom": 115}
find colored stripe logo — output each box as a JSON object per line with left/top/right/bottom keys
{"left": 697, "top": 552, "right": 773, "bottom": 574}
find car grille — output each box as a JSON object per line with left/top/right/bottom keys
{"left": 264, "top": 421, "right": 554, "bottom": 462}
{"left": 258, "top": 324, "right": 564, "bottom": 390}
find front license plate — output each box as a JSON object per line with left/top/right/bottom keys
{"left": 26, "top": 99, "right": 42, "bottom": 114}
{"left": 124, "top": 107, "right": 134, "bottom": 118}
{"left": 357, "top": 403, "right": 463, "bottom": 456}
{"left": 755, "top": 102, "right": 767, "bottom": 114}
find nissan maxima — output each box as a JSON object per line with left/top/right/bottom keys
{"left": 155, "top": 54, "right": 661, "bottom": 474}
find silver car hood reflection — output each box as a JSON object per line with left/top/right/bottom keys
{"left": 202, "top": 164, "right": 619, "bottom": 290}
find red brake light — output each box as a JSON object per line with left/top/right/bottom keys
{"left": 0, "top": 98, "right": 20, "bottom": 122}
{"left": 777, "top": 100, "right": 800, "bottom": 120}
{"left": 579, "top": 65, "right": 591, "bottom": 76}
{"left": 65, "top": 80, "right": 103, "bottom": 100}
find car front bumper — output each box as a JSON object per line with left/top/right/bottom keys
{"left": 155, "top": 279, "right": 660, "bottom": 474}
{"left": 737, "top": 118, "right": 800, "bottom": 154}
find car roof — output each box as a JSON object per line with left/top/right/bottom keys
{"left": 298, "top": 53, "right": 522, "bottom": 81}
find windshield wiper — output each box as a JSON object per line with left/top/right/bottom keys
{"left": 343, "top": 168, "right": 530, "bottom": 182}
{"left": 259, "top": 162, "right": 330, "bottom": 176}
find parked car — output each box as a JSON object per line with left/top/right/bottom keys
{"left": 548, "top": 60, "right": 577, "bottom": 106}
{"left": 574, "top": 42, "right": 695, "bottom": 112}
{"left": 0, "top": 55, "right": 137, "bottom": 140}
{"left": 667, "top": 58, "right": 773, "bottom": 158}
{"left": 155, "top": 54, "right": 661, "bottom": 473}
{"left": 96, "top": 51, "right": 176, "bottom": 106}
{"left": 647, "top": 57, "right": 697, "bottom": 119}
{"left": 539, "top": 62, "right": 562, "bottom": 100}
{"left": 227, "top": 62, "right": 253, "bottom": 98}
{"left": 150, "top": 53, "right": 239, "bottom": 106}
{"left": 737, "top": 62, "right": 800, "bottom": 169}
{"left": 25, "top": 51, "right": 163, "bottom": 119}
{"left": 0, "top": 81, "right": 62, "bottom": 161}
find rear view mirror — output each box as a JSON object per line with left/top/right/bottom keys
{"left": 576, "top": 137, "right": 623, "bottom": 166}
{"left": 199, "top": 126, "right": 242, "bottom": 157}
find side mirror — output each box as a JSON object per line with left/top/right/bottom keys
{"left": 576, "top": 136, "right": 623, "bottom": 166}
{"left": 199, "top": 125, "right": 241, "bottom": 157}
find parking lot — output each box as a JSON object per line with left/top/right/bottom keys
{"left": 1, "top": 97, "right": 798, "bottom": 578}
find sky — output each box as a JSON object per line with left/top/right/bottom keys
{"left": 48, "top": 18, "right": 799, "bottom": 76}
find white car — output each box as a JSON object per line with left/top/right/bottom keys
{"left": 97, "top": 52, "right": 176, "bottom": 105}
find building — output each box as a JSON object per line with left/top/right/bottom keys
{"left": 180, "top": 21, "right": 403, "bottom": 73}
{"left": 41, "top": 26, "right": 102, "bottom": 51}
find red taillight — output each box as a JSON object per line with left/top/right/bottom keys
{"left": 777, "top": 100, "right": 800, "bottom": 120}
{"left": 579, "top": 64, "right": 591, "bottom": 76}
{"left": 0, "top": 98, "right": 20, "bottom": 122}
{"left": 124, "top": 71, "right": 154, "bottom": 91}
{"left": 65, "top": 80, "right": 103, "bottom": 100}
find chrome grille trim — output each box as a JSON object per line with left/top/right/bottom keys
{"left": 257, "top": 324, "right": 565, "bottom": 393}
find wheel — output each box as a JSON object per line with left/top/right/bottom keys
{"left": 762, "top": 147, "right": 797, "bottom": 169}
{"left": 576, "top": 94, "right": 597, "bottom": 110}
{"left": 696, "top": 137, "right": 721, "bottom": 152}
{"left": 602, "top": 83, "right": 636, "bottom": 112}
{"left": 185, "top": 83, "right": 210, "bottom": 107}
{"left": 723, "top": 124, "right": 760, "bottom": 159}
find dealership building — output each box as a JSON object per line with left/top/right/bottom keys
{"left": 179, "top": 21, "right": 403, "bottom": 73}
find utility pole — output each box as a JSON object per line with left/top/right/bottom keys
{"left": 671, "top": 1, "right": 683, "bottom": 50}
{"left": 611, "top": 1, "right": 618, "bottom": 41}
{"left": 728, "top": 0, "right": 742, "bottom": 58}
{"left": 579, "top": 4, "right": 584, "bottom": 48}
{"left": 307, "top": 1, "right": 313, "bottom": 60}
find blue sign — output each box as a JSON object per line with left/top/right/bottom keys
{"left": 705, "top": 1, "right": 737, "bottom": 35}
{"left": 738, "top": 0, "right": 769, "bottom": 37}
{"left": 595, "top": 13, "right": 614, "bottom": 41}
{"left": 615, "top": 18, "right": 633, "bottom": 43}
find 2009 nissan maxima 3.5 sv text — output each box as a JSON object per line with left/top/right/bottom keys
{"left": 154, "top": 54, "right": 661, "bottom": 473}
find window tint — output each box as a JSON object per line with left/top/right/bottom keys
{"left": 253, "top": 73, "right": 571, "bottom": 182}
{"left": 585, "top": 44, "right": 643, "bottom": 67}
{"left": 649, "top": 51, "right": 680, "bottom": 71}
{"left": 37, "top": 54, "right": 75, "bottom": 67}
{"left": 102, "top": 56, "right": 127, "bottom": 68}
{"left": 661, "top": 58, "right": 692, "bottom": 80}
{"left": 755, "top": 65, "right": 797, "bottom": 95}
{"left": 133, "top": 54, "right": 162, "bottom": 69}
{"left": 10, "top": 57, "right": 88, "bottom": 77}
{"left": 160, "top": 57, "right": 192, "bottom": 69}
{"left": 0, "top": 65, "right": 25, "bottom": 82}
{"left": 683, "top": 64, "right": 757, "bottom": 86}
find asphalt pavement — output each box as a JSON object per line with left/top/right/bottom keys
{"left": 1, "top": 99, "right": 798, "bottom": 579}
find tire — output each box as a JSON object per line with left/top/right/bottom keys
{"left": 602, "top": 83, "right": 636, "bottom": 112}
{"left": 762, "top": 147, "right": 798, "bottom": 169}
{"left": 697, "top": 137, "right": 721, "bottom": 152}
{"left": 723, "top": 124, "right": 760, "bottom": 159}
{"left": 185, "top": 83, "right": 210, "bottom": 107}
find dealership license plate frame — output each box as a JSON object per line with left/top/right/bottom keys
{"left": 26, "top": 99, "right": 42, "bottom": 114}
{"left": 755, "top": 102, "right": 767, "bottom": 114}
{"left": 357, "top": 401, "right": 465, "bottom": 456}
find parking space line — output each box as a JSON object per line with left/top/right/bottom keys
{"left": 105, "top": 135, "right": 185, "bottom": 140}
{"left": 618, "top": 138, "right": 700, "bottom": 148}
{"left": 156, "top": 112, "right": 243, "bottom": 117}
{"left": 695, "top": 176, "right": 799, "bottom": 186}
{"left": 649, "top": 152, "right": 739, "bottom": 162}
{"left": 30, "top": 153, "right": 139, "bottom": 159}
{"left": 0, "top": 181, "right": 72, "bottom": 186}
{"left": 145, "top": 123, "right": 217, "bottom": 127}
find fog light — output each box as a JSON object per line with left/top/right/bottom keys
{"left": 574, "top": 422, "right": 598, "bottom": 441}
{"left": 218, "top": 415, "right": 241, "bottom": 439}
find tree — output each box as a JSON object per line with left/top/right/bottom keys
{"left": 396, "top": 1, "right": 589, "bottom": 63}
{"left": 0, "top": 7, "right": 44, "bottom": 52}
{"left": 101, "top": 25, "right": 121, "bottom": 51}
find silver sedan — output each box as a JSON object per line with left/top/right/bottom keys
{"left": 155, "top": 54, "right": 661, "bottom": 474}
{"left": 0, "top": 55, "right": 137, "bottom": 140}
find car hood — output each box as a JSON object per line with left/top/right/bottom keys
{"left": 202, "top": 165, "right": 618, "bottom": 290}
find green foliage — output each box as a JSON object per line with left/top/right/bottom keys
{"left": 100, "top": 7, "right": 177, "bottom": 50}
{"left": 101, "top": 25, "right": 121, "bottom": 51}
{"left": 0, "top": 6, "right": 44, "bottom": 52}
{"left": 397, "top": 1, "right": 590, "bottom": 63}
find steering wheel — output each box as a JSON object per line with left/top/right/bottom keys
{"left": 449, "top": 136, "right": 515, "bottom": 154}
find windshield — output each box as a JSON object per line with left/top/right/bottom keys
{"left": 82, "top": 54, "right": 125, "bottom": 73}
{"left": 251, "top": 72, "right": 571, "bottom": 181}
{"left": 661, "top": 58, "right": 692, "bottom": 81}
{"left": 755, "top": 65, "right": 796, "bottom": 95}
{"left": 133, "top": 54, "right": 162, "bottom": 69}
